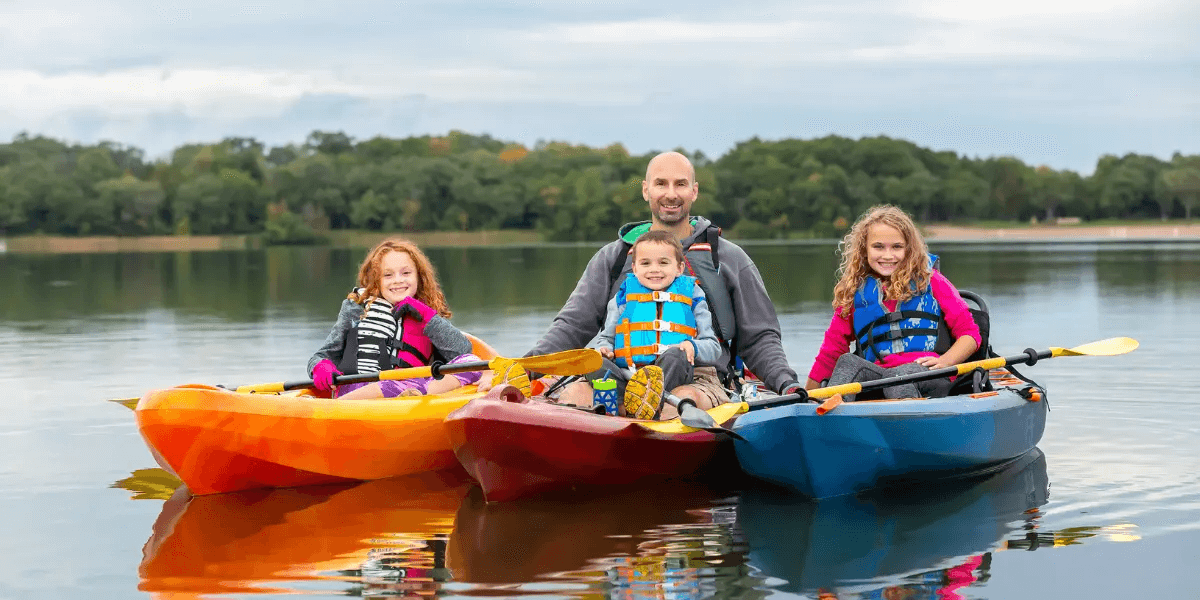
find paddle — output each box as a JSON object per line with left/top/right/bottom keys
{"left": 661, "top": 393, "right": 746, "bottom": 440}
{"left": 747, "top": 336, "right": 1139, "bottom": 411}
{"left": 109, "top": 349, "right": 603, "bottom": 408}
{"left": 235, "top": 349, "right": 601, "bottom": 394}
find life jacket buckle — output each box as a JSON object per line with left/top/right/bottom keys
{"left": 651, "top": 291, "right": 672, "bottom": 302}
{"left": 651, "top": 319, "right": 672, "bottom": 332}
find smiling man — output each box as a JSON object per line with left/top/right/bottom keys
{"left": 522, "top": 151, "right": 801, "bottom": 418}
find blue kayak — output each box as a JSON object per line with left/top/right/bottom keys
{"left": 731, "top": 373, "right": 1047, "bottom": 499}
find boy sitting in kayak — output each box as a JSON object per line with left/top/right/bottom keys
{"left": 594, "top": 230, "right": 722, "bottom": 419}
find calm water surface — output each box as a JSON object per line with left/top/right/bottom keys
{"left": 1, "top": 242, "right": 1196, "bottom": 599}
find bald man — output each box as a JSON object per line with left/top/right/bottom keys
{"left": 525, "top": 151, "right": 801, "bottom": 417}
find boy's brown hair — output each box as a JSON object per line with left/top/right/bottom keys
{"left": 631, "top": 229, "right": 686, "bottom": 264}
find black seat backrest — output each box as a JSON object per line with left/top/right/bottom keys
{"left": 957, "top": 289, "right": 992, "bottom": 363}
{"left": 946, "top": 289, "right": 994, "bottom": 395}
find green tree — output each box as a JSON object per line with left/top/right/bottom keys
{"left": 882, "top": 170, "right": 940, "bottom": 220}
{"left": 306, "top": 131, "right": 354, "bottom": 155}
{"left": 1029, "top": 166, "right": 1076, "bottom": 221}
{"left": 936, "top": 169, "right": 990, "bottom": 220}
{"left": 1161, "top": 163, "right": 1200, "bottom": 220}
{"left": 173, "top": 168, "right": 263, "bottom": 234}
{"left": 1096, "top": 155, "right": 1164, "bottom": 219}
{"left": 981, "top": 157, "right": 1032, "bottom": 219}
{"left": 94, "top": 175, "right": 167, "bottom": 234}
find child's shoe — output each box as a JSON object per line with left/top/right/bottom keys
{"left": 623, "top": 365, "right": 665, "bottom": 420}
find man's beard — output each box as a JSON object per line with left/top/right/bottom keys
{"left": 655, "top": 203, "right": 688, "bottom": 224}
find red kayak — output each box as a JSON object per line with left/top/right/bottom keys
{"left": 444, "top": 385, "right": 745, "bottom": 502}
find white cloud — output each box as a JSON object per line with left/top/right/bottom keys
{"left": 0, "top": 0, "right": 1194, "bottom": 170}
{"left": 530, "top": 20, "right": 816, "bottom": 45}
{"left": 914, "top": 0, "right": 1159, "bottom": 21}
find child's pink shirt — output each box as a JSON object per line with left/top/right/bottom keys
{"left": 808, "top": 271, "right": 982, "bottom": 383}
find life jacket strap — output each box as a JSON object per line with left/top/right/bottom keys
{"left": 394, "top": 337, "right": 432, "bottom": 367}
{"left": 625, "top": 291, "right": 693, "bottom": 305}
{"left": 854, "top": 309, "right": 943, "bottom": 340}
{"left": 615, "top": 320, "right": 697, "bottom": 336}
{"left": 613, "top": 343, "right": 674, "bottom": 366}
{"left": 862, "top": 327, "right": 940, "bottom": 345}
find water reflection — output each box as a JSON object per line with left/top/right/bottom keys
{"left": 736, "top": 448, "right": 1050, "bottom": 597}
{"left": 115, "top": 447, "right": 1160, "bottom": 599}
{"left": 6, "top": 243, "right": 1198, "bottom": 328}
{"left": 135, "top": 470, "right": 470, "bottom": 596}
{"left": 111, "top": 468, "right": 183, "bottom": 500}
{"left": 445, "top": 481, "right": 744, "bottom": 592}
{"left": 0, "top": 244, "right": 844, "bottom": 324}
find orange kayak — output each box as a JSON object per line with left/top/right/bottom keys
{"left": 135, "top": 334, "right": 501, "bottom": 495}
{"left": 136, "top": 383, "right": 488, "bottom": 495}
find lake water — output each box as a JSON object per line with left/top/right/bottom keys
{"left": 1, "top": 241, "right": 1196, "bottom": 599}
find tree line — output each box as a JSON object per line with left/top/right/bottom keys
{"left": 1, "top": 130, "right": 1197, "bottom": 243}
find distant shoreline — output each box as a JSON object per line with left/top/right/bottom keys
{"left": 0, "top": 230, "right": 543, "bottom": 254}
{"left": 3, "top": 223, "right": 1198, "bottom": 254}
{"left": 922, "top": 223, "right": 1200, "bottom": 243}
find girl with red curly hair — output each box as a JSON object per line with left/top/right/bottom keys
{"left": 307, "top": 237, "right": 479, "bottom": 399}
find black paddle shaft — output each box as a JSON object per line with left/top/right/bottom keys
{"left": 746, "top": 348, "right": 1052, "bottom": 411}
{"left": 272, "top": 359, "right": 492, "bottom": 392}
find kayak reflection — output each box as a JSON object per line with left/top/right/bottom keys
{"left": 445, "top": 481, "right": 737, "bottom": 584}
{"left": 737, "top": 448, "right": 1050, "bottom": 596}
{"left": 137, "top": 470, "right": 471, "bottom": 596}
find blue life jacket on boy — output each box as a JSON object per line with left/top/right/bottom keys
{"left": 852, "top": 256, "right": 944, "bottom": 362}
{"left": 612, "top": 273, "right": 698, "bottom": 368}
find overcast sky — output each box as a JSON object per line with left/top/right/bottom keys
{"left": 1, "top": 0, "right": 1196, "bottom": 173}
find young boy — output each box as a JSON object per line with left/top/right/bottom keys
{"left": 595, "top": 230, "right": 722, "bottom": 419}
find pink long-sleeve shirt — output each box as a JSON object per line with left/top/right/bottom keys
{"left": 808, "top": 271, "right": 983, "bottom": 383}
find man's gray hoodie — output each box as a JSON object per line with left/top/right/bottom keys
{"left": 527, "top": 216, "right": 800, "bottom": 395}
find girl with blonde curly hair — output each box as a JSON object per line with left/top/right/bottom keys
{"left": 806, "top": 205, "right": 981, "bottom": 399}
{"left": 307, "top": 237, "right": 480, "bottom": 399}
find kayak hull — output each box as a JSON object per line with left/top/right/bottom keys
{"left": 445, "top": 391, "right": 739, "bottom": 502}
{"left": 136, "top": 383, "right": 486, "bottom": 495}
{"left": 732, "top": 374, "right": 1047, "bottom": 499}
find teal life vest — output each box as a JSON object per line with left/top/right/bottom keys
{"left": 852, "top": 257, "right": 946, "bottom": 362}
{"left": 612, "top": 273, "right": 698, "bottom": 368}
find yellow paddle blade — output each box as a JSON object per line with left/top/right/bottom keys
{"left": 109, "top": 397, "right": 140, "bottom": 411}
{"left": 509, "top": 348, "right": 603, "bottom": 376}
{"left": 1052, "top": 337, "right": 1139, "bottom": 357}
{"left": 634, "top": 402, "right": 748, "bottom": 434}
{"left": 487, "top": 357, "right": 533, "bottom": 398}
{"left": 111, "top": 468, "right": 184, "bottom": 500}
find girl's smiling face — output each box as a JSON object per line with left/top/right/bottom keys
{"left": 379, "top": 250, "right": 419, "bottom": 304}
{"left": 866, "top": 223, "right": 907, "bottom": 279}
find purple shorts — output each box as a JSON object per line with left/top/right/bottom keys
{"left": 336, "top": 354, "right": 483, "bottom": 398}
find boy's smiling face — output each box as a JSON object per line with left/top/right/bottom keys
{"left": 632, "top": 241, "right": 684, "bottom": 291}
